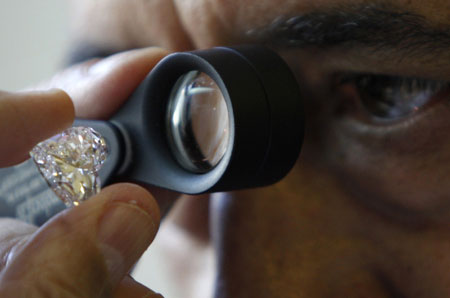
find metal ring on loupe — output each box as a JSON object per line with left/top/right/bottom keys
{"left": 90, "top": 45, "right": 305, "bottom": 194}
{"left": 166, "top": 70, "right": 231, "bottom": 174}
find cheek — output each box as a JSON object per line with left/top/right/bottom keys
{"left": 322, "top": 103, "right": 450, "bottom": 224}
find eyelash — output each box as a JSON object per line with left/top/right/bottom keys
{"left": 338, "top": 74, "right": 450, "bottom": 122}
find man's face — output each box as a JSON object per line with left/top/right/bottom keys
{"left": 70, "top": 0, "right": 450, "bottom": 296}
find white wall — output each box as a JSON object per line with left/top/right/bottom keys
{"left": 0, "top": 0, "right": 69, "bottom": 91}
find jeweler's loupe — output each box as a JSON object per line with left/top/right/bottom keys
{"left": 77, "top": 45, "right": 304, "bottom": 194}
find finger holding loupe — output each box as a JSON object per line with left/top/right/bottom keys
{"left": 3, "top": 45, "right": 305, "bottom": 211}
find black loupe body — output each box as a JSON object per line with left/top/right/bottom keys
{"left": 79, "top": 46, "right": 305, "bottom": 194}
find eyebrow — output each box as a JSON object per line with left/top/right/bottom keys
{"left": 248, "top": 3, "right": 450, "bottom": 58}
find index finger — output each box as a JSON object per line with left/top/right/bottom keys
{"left": 0, "top": 89, "right": 74, "bottom": 167}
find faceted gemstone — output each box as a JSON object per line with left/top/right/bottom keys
{"left": 30, "top": 127, "right": 108, "bottom": 207}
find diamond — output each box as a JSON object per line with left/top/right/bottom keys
{"left": 30, "top": 127, "right": 108, "bottom": 207}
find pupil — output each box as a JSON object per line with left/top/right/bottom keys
{"left": 354, "top": 74, "right": 447, "bottom": 120}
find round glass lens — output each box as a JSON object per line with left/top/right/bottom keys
{"left": 167, "top": 71, "right": 230, "bottom": 173}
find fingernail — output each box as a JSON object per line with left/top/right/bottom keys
{"left": 30, "top": 88, "right": 75, "bottom": 130}
{"left": 25, "top": 88, "right": 74, "bottom": 114}
{"left": 97, "top": 202, "right": 157, "bottom": 284}
{"left": 20, "top": 88, "right": 71, "bottom": 105}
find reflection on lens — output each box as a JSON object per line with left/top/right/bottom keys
{"left": 167, "top": 71, "right": 230, "bottom": 173}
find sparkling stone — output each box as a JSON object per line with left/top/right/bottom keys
{"left": 30, "top": 127, "right": 108, "bottom": 207}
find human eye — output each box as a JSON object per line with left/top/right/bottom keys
{"left": 337, "top": 73, "right": 450, "bottom": 124}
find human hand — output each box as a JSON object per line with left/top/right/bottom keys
{"left": 0, "top": 48, "right": 171, "bottom": 297}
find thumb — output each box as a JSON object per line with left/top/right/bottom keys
{"left": 0, "top": 183, "right": 161, "bottom": 298}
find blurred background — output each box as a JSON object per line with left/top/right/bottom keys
{"left": 0, "top": 0, "right": 69, "bottom": 91}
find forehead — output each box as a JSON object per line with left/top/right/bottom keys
{"left": 70, "top": 0, "right": 450, "bottom": 51}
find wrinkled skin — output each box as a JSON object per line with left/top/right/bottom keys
{"left": 1, "top": 0, "right": 449, "bottom": 297}
{"left": 68, "top": 0, "right": 450, "bottom": 297}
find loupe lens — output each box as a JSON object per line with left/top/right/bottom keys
{"left": 167, "top": 71, "right": 230, "bottom": 173}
